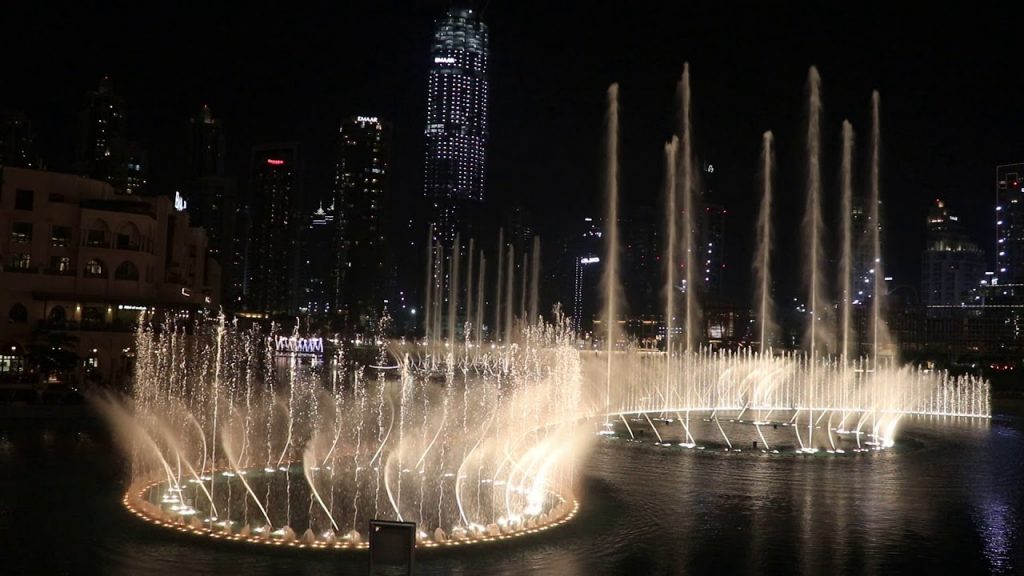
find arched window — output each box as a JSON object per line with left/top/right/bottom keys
{"left": 115, "top": 222, "right": 140, "bottom": 250}
{"left": 85, "top": 219, "right": 111, "bottom": 247}
{"left": 84, "top": 259, "right": 106, "bottom": 278}
{"left": 48, "top": 306, "right": 66, "bottom": 323}
{"left": 115, "top": 261, "right": 139, "bottom": 281}
{"left": 8, "top": 304, "right": 27, "bottom": 323}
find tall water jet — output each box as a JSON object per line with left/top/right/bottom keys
{"left": 840, "top": 121, "right": 855, "bottom": 360}
{"left": 869, "top": 90, "right": 892, "bottom": 368}
{"left": 803, "top": 66, "right": 831, "bottom": 357}
{"left": 755, "top": 131, "right": 776, "bottom": 354}
{"left": 663, "top": 136, "right": 679, "bottom": 356}
{"left": 678, "top": 64, "right": 701, "bottom": 353}
{"left": 602, "top": 83, "right": 622, "bottom": 422}
{"left": 663, "top": 137, "right": 679, "bottom": 409}
{"left": 529, "top": 236, "right": 540, "bottom": 324}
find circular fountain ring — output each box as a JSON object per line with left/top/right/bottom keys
{"left": 123, "top": 470, "right": 579, "bottom": 551}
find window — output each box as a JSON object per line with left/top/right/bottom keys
{"left": 8, "top": 304, "right": 27, "bottom": 323}
{"left": 10, "top": 253, "right": 31, "bottom": 270}
{"left": 50, "top": 256, "right": 71, "bottom": 274}
{"left": 14, "top": 189, "right": 34, "bottom": 211}
{"left": 11, "top": 222, "right": 32, "bottom": 243}
{"left": 84, "top": 259, "right": 105, "bottom": 278}
{"left": 51, "top": 226, "right": 72, "bottom": 247}
{"left": 48, "top": 306, "right": 66, "bottom": 323}
{"left": 86, "top": 229, "right": 108, "bottom": 247}
{"left": 114, "top": 261, "right": 139, "bottom": 281}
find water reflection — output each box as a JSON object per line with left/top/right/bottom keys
{"left": 0, "top": 415, "right": 1021, "bottom": 575}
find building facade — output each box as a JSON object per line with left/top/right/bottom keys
{"left": 423, "top": 8, "right": 489, "bottom": 246}
{"left": 0, "top": 166, "right": 219, "bottom": 390}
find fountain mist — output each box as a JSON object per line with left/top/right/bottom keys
{"left": 678, "top": 64, "right": 700, "bottom": 352}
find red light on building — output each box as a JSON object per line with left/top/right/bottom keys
{"left": 267, "top": 159, "right": 285, "bottom": 166}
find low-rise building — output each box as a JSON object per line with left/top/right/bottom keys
{"left": 0, "top": 166, "right": 220, "bottom": 393}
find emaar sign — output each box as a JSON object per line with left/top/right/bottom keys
{"left": 275, "top": 336, "right": 324, "bottom": 356}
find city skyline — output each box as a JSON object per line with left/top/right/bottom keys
{"left": 4, "top": 3, "right": 1023, "bottom": 299}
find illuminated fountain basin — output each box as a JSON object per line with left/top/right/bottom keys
{"left": 124, "top": 466, "right": 579, "bottom": 549}
{"left": 98, "top": 316, "right": 591, "bottom": 553}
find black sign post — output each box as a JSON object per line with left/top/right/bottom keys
{"left": 368, "top": 519, "right": 415, "bottom": 575}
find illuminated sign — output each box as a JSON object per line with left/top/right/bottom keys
{"left": 434, "top": 57, "right": 455, "bottom": 64}
{"left": 275, "top": 336, "right": 324, "bottom": 356}
{"left": 117, "top": 304, "right": 148, "bottom": 311}
{"left": 174, "top": 191, "right": 188, "bottom": 212}
{"left": 181, "top": 287, "right": 192, "bottom": 297}
{"left": 357, "top": 116, "right": 379, "bottom": 124}
{"left": 580, "top": 257, "right": 600, "bottom": 265}
{"left": 266, "top": 158, "right": 285, "bottom": 166}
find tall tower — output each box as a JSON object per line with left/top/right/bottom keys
{"left": 423, "top": 7, "right": 489, "bottom": 246}
{"left": 996, "top": 163, "right": 1024, "bottom": 286}
{"left": 183, "top": 105, "right": 238, "bottom": 307}
{"left": 247, "top": 143, "right": 302, "bottom": 315}
{"left": 334, "top": 115, "right": 391, "bottom": 329}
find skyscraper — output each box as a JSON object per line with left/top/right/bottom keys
{"left": 334, "top": 116, "right": 391, "bottom": 329}
{"left": 423, "top": 7, "right": 489, "bottom": 246}
{"left": 182, "top": 105, "right": 239, "bottom": 307}
{"left": 996, "top": 163, "right": 1024, "bottom": 285}
{"left": 76, "top": 77, "right": 147, "bottom": 195}
{"left": 247, "top": 143, "right": 302, "bottom": 316}
{"left": 922, "top": 199, "right": 986, "bottom": 312}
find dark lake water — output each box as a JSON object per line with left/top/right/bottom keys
{"left": 2, "top": 408, "right": 1022, "bottom": 575}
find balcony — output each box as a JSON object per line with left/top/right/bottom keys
{"left": 43, "top": 267, "right": 76, "bottom": 277}
{"left": 4, "top": 266, "right": 38, "bottom": 274}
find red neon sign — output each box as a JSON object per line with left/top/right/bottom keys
{"left": 266, "top": 158, "right": 285, "bottom": 165}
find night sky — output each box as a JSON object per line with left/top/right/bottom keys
{"left": 5, "top": 1, "right": 1023, "bottom": 302}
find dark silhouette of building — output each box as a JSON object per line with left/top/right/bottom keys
{"left": 75, "top": 77, "right": 147, "bottom": 195}
{"left": 423, "top": 7, "right": 489, "bottom": 246}
{"left": 922, "top": 199, "right": 986, "bottom": 314}
{"left": 181, "top": 105, "right": 240, "bottom": 308}
{"left": 0, "top": 110, "right": 39, "bottom": 168}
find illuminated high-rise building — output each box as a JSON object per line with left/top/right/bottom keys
{"left": 334, "top": 115, "right": 391, "bottom": 329}
{"left": 247, "top": 143, "right": 302, "bottom": 315}
{"left": 423, "top": 7, "right": 489, "bottom": 245}
{"left": 922, "top": 199, "right": 986, "bottom": 312}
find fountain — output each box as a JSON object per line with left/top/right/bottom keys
{"left": 99, "top": 314, "right": 590, "bottom": 551}
{"left": 98, "top": 65, "right": 993, "bottom": 557}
